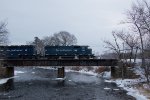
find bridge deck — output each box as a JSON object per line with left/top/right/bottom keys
{"left": 1, "top": 59, "right": 118, "bottom": 67}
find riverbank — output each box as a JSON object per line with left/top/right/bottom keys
{"left": 65, "top": 66, "right": 149, "bottom": 100}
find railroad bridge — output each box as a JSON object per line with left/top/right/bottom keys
{"left": 0, "top": 59, "right": 118, "bottom": 78}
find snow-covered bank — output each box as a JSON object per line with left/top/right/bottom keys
{"left": 65, "top": 69, "right": 97, "bottom": 76}
{"left": 0, "top": 77, "right": 14, "bottom": 85}
{"left": 37, "top": 67, "right": 57, "bottom": 70}
{"left": 66, "top": 67, "right": 149, "bottom": 100}
{"left": 104, "top": 65, "right": 149, "bottom": 100}
{"left": 66, "top": 68, "right": 111, "bottom": 79}
{"left": 111, "top": 79, "right": 148, "bottom": 100}
{"left": 14, "top": 70, "right": 25, "bottom": 75}
{"left": 0, "top": 70, "right": 24, "bottom": 85}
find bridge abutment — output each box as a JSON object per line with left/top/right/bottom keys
{"left": 6, "top": 67, "right": 14, "bottom": 77}
{"left": 57, "top": 67, "right": 65, "bottom": 78}
{"left": 0, "top": 67, "right": 14, "bottom": 78}
{"left": 111, "top": 66, "right": 116, "bottom": 78}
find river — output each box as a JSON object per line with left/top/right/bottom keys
{"left": 0, "top": 67, "right": 135, "bottom": 100}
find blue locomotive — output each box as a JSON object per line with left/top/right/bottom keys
{"left": 0, "top": 45, "right": 94, "bottom": 59}
{"left": 0, "top": 45, "right": 36, "bottom": 59}
{"left": 45, "top": 46, "right": 94, "bottom": 59}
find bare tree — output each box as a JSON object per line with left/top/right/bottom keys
{"left": 42, "top": 36, "right": 55, "bottom": 46}
{"left": 116, "top": 30, "right": 139, "bottom": 64}
{"left": 53, "top": 31, "right": 77, "bottom": 46}
{"left": 104, "top": 31, "right": 121, "bottom": 60}
{"left": 126, "top": 3, "right": 145, "bottom": 67}
{"left": 28, "top": 31, "right": 77, "bottom": 55}
{"left": 145, "top": 34, "right": 150, "bottom": 51}
{"left": 28, "top": 37, "right": 44, "bottom": 55}
{"left": 104, "top": 0, "right": 150, "bottom": 82}
{"left": 0, "top": 21, "right": 9, "bottom": 45}
{"left": 104, "top": 31, "right": 127, "bottom": 79}
{"left": 42, "top": 31, "right": 77, "bottom": 46}
{"left": 125, "top": 0, "right": 150, "bottom": 83}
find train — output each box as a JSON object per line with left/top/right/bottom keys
{"left": 0, "top": 45, "right": 36, "bottom": 59}
{"left": 0, "top": 45, "right": 94, "bottom": 59}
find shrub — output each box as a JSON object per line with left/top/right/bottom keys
{"left": 95, "top": 66, "right": 106, "bottom": 74}
{"left": 71, "top": 66, "right": 82, "bottom": 71}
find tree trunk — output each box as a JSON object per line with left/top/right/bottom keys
{"left": 134, "top": 47, "right": 138, "bottom": 64}
{"left": 129, "top": 49, "right": 133, "bottom": 66}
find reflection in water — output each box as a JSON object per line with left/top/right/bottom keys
{"left": 0, "top": 79, "right": 14, "bottom": 92}
{"left": 56, "top": 80, "right": 65, "bottom": 87}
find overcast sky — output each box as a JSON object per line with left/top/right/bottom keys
{"left": 0, "top": 0, "right": 136, "bottom": 54}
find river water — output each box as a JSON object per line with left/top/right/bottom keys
{"left": 0, "top": 67, "right": 135, "bottom": 100}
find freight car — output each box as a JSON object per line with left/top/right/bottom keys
{"left": 0, "top": 45, "right": 36, "bottom": 59}
{"left": 45, "top": 46, "right": 94, "bottom": 59}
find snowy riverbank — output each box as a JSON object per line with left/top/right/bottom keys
{"left": 104, "top": 79, "right": 148, "bottom": 100}
{"left": 0, "top": 70, "right": 24, "bottom": 85}
{"left": 65, "top": 66, "right": 149, "bottom": 100}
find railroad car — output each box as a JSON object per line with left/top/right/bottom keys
{"left": 0, "top": 45, "right": 36, "bottom": 59}
{"left": 0, "top": 45, "right": 94, "bottom": 59}
{"left": 45, "top": 46, "right": 94, "bottom": 59}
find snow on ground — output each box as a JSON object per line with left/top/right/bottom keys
{"left": 104, "top": 64, "right": 149, "bottom": 100}
{"left": 104, "top": 87, "right": 111, "bottom": 90}
{"left": 66, "top": 66, "right": 149, "bottom": 100}
{"left": 0, "top": 77, "right": 14, "bottom": 85}
{"left": 65, "top": 66, "right": 111, "bottom": 79}
{"left": 0, "top": 70, "right": 25, "bottom": 85}
{"left": 14, "top": 71, "right": 25, "bottom": 75}
{"left": 37, "top": 67, "right": 57, "bottom": 70}
{"left": 52, "top": 77, "right": 66, "bottom": 81}
{"left": 112, "top": 79, "right": 148, "bottom": 100}
{"left": 113, "top": 89, "right": 120, "bottom": 91}
{"left": 126, "top": 59, "right": 142, "bottom": 63}
{"left": 65, "top": 69, "right": 97, "bottom": 76}
{"left": 102, "top": 71, "right": 111, "bottom": 79}
{"left": 105, "top": 79, "right": 149, "bottom": 100}
{"left": 133, "top": 66, "right": 146, "bottom": 80}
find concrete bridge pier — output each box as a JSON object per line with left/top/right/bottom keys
{"left": 57, "top": 67, "right": 65, "bottom": 78}
{"left": 0, "top": 67, "right": 14, "bottom": 78}
{"left": 111, "top": 66, "right": 116, "bottom": 78}
{"left": 57, "top": 67, "right": 65, "bottom": 85}
{"left": 6, "top": 67, "right": 14, "bottom": 78}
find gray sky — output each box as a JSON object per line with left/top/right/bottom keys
{"left": 0, "top": 0, "right": 135, "bottom": 54}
